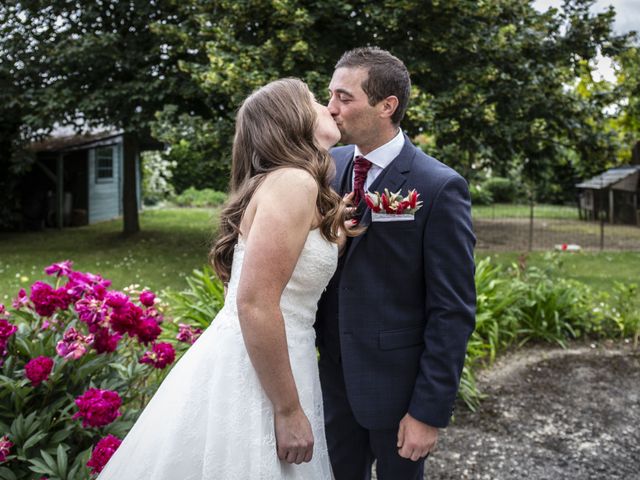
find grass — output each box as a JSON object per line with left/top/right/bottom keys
{"left": 1, "top": 206, "right": 638, "bottom": 303}
{"left": 472, "top": 203, "right": 579, "bottom": 220}
{"left": 0, "top": 208, "right": 219, "bottom": 302}
{"left": 476, "top": 250, "right": 640, "bottom": 297}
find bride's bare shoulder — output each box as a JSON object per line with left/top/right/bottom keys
{"left": 258, "top": 168, "right": 318, "bottom": 198}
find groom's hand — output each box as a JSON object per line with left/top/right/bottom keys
{"left": 274, "top": 408, "right": 315, "bottom": 464}
{"left": 396, "top": 413, "right": 438, "bottom": 461}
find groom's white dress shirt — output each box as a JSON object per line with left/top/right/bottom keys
{"left": 352, "top": 128, "right": 405, "bottom": 191}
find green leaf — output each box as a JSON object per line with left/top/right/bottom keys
{"left": 23, "top": 431, "right": 48, "bottom": 449}
{"left": 0, "top": 466, "right": 18, "bottom": 480}
{"left": 57, "top": 443, "right": 68, "bottom": 479}
{"left": 41, "top": 448, "right": 58, "bottom": 472}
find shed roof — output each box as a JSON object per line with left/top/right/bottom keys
{"left": 28, "top": 125, "right": 123, "bottom": 153}
{"left": 576, "top": 165, "right": 640, "bottom": 190}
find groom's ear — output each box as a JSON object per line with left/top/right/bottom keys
{"left": 378, "top": 95, "right": 399, "bottom": 121}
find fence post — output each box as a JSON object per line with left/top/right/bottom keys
{"left": 528, "top": 194, "right": 534, "bottom": 252}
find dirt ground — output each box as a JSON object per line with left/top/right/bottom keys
{"left": 473, "top": 218, "right": 640, "bottom": 251}
{"left": 425, "top": 341, "right": 640, "bottom": 480}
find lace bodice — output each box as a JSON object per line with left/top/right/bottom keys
{"left": 220, "top": 228, "right": 338, "bottom": 340}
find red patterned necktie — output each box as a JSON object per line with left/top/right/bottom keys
{"left": 353, "top": 155, "right": 373, "bottom": 205}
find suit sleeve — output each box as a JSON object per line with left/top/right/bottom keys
{"left": 408, "top": 174, "right": 476, "bottom": 428}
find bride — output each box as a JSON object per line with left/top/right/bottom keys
{"left": 98, "top": 78, "right": 349, "bottom": 479}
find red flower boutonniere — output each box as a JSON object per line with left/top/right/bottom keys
{"left": 365, "top": 188, "right": 423, "bottom": 222}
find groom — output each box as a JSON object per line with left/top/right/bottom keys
{"left": 316, "top": 47, "right": 476, "bottom": 479}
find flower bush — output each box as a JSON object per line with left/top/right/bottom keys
{"left": 0, "top": 261, "right": 203, "bottom": 480}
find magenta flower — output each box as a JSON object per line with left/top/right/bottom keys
{"left": 75, "top": 297, "right": 107, "bottom": 332}
{"left": 92, "top": 328, "right": 121, "bottom": 354}
{"left": 56, "top": 328, "right": 92, "bottom": 360}
{"left": 12, "top": 288, "right": 29, "bottom": 310}
{"left": 87, "top": 434, "right": 121, "bottom": 474}
{"left": 24, "top": 356, "right": 54, "bottom": 387}
{"left": 66, "top": 271, "right": 111, "bottom": 301}
{"left": 44, "top": 260, "right": 74, "bottom": 277}
{"left": 29, "top": 282, "right": 71, "bottom": 317}
{"left": 177, "top": 323, "right": 203, "bottom": 345}
{"left": 0, "top": 319, "right": 17, "bottom": 341}
{"left": 139, "top": 290, "right": 156, "bottom": 307}
{"left": 139, "top": 342, "right": 176, "bottom": 369}
{"left": 0, "top": 305, "right": 5, "bottom": 318}
{"left": 135, "top": 317, "right": 161, "bottom": 344}
{"left": 105, "top": 291, "right": 129, "bottom": 309}
{"left": 73, "top": 388, "right": 122, "bottom": 428}
{"left": 110, "top": 303, "right": 142, "bottom": 337}
{"left": 0, "top": 435, "right": 12, "bottom": 463}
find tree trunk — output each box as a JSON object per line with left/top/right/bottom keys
{"left": 122, "top": 133, "right": 140, "bottom": 234}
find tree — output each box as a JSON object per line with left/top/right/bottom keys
{"left": 154, "top": 0, "right": 633, "bottom": 201}
{"left": 0, "top": 0, "right": 206, "bottom": 232}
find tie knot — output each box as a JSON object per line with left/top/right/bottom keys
{"left": 354, "top": 155, "right": 372, "bottom": 175}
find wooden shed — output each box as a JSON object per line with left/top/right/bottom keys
{"left": 576, "top": 165, "right": 640, "bottom": 226}
{"left": 22, "top": 127, "right": 144, "bottom": 229}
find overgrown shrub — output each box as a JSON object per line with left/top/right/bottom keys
{"left": 0, "top": 262, "right": 204, "bottom": 479}
{"left": 469, "top": 184, "right": 493, "bottom": 206}
{"left": 482, "top": 176, "right": 518, "bottom": 203}
{"left": 141, "top": 151, "right": 177, "bottom": 206}
{"left": 460, "top": 253, "right": 640, "bottom": 411}
{"left": 170, "top": 187, "right": 228, "bottom": 208}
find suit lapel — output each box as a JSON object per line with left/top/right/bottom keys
{"left": 344, "top": 135, "right": 416, "bottom": 265}
{"left": 332, "top": 147, "right": 355, "bottom": 196}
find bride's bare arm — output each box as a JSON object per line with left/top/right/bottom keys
{"left": 235, "top": 168, "right": 318, "bottom": 465}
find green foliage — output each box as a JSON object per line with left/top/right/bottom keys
{"left": 482, "top": 177, "right": 519, "bottom": 203}
{"left": 170, "top": 188, "right": 228, "bottom": 208}
{"left": 461, "top": 253, "right": 640, "bottom": 411}
{"left": 141, "top": 151, "right": 177, "bottom": 206}
{"left": 165, "top": 266, "right": 225, "bottom": 330}
{"left": 469, "top": 184, "right": 493, "bottom": 206}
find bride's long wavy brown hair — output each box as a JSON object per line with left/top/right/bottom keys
{"left": 210, "top": 78, "right": 350, "bottom": 283}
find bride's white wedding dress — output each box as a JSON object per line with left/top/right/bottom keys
{"left": 98, "top": 229, "right": 337, "bottom": 479}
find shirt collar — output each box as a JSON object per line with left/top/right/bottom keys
{"left": 354, "top": 129, "right": 405, "bottom": 170}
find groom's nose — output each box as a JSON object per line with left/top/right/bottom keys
{"left": 327, "top": 98, "right": 339, "bottom": 117}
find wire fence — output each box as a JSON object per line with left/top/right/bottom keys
{"left": 472, "top": 203, "right": 640, "bottom": 252}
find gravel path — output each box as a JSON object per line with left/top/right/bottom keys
{"left": 425, "top": 341, "right": 640, "bottom": 479}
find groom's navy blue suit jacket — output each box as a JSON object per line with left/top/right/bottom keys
{"left": 316, "top": 135, "right": 476, "bottom": 429}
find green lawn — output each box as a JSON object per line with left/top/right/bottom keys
{"left": 476, "top": 250, "right": 640, "bottom": 295}
{"left": 1, "top": 207, "right": 637, "bottom": 305}
{"left": 472, "top": 203, "right": 578, "bottom": 220}
{"left": 0, "top": 208, "right": 219, "bottom": 302}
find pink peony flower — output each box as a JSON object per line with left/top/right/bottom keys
{"left": 29, "top": 282, "right": 71, "bottom": 317}
{"left": 66, "top": 271, "right": 111, "bottom": 301}
{"left": 139, "top": 290, "right": 156, "bottom": 307}
{"left": 176, "top": 323, "right": 203, "bottom": 345}
{"left": 24, "top": 356, "right": 54, "bottom": 387}
{"left": 105, "top": 291, "right": 129, "bottom": 309}
{"left": 56, "top": 328, "right": 91, "bottom": 360}
{"left": 0, "top": 319, "right": 17, "bottom": 341}
{"left": 44, "top": 260, "right": 74, "bottom": 277}
{"left": 73, "top": 388, "right": 122, "bottom": 428}
{"left": 87, "top": 434, "right": 121, "bottom": 474}
{"left": 110, "top": 303, "right": 142, "bottom": 337}
{"left": 0, "top": 304, "right": 5, "bottom": 318}
{"left": 75, "top": 297, "right": 107, "bottom": 332}
{"left": 92, "top": 328, "right": 121, "bottom": 354}
{"left": 12, "top": 288, "right": 30, "bottom": 310}
{"left": 135, "top": 317, "right": 161, "bottom": 344}
{"left": 139, "top": 342, "right": 176, "bottom": 369}
{"left": 0, "top": 435, "right": 12, "bottom": 463}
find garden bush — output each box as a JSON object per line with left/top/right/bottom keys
{"left": 469, "top": 184, "right": 493, "bottom": 206}
{"left": 170, "top": 187, "right": 228, "bottom": 208}
{"left": 460, "top": 253, "right": 640, "bottom": 411}
{"left": 0, "top": 261, "right": 206, "bottom": 479}
{"left": 482, "top": 176, "right": 519, "bottom": 203}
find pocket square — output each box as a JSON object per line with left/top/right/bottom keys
{"left": 371, "top": 212, "right": 415, "bottom": 222}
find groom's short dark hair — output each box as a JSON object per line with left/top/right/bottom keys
{"left": 335, "top": 47, "right": 411, "bottom": 126}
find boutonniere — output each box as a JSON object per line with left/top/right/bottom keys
{"left": 365, "top": 188, "right": 423, "bottom": 222}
